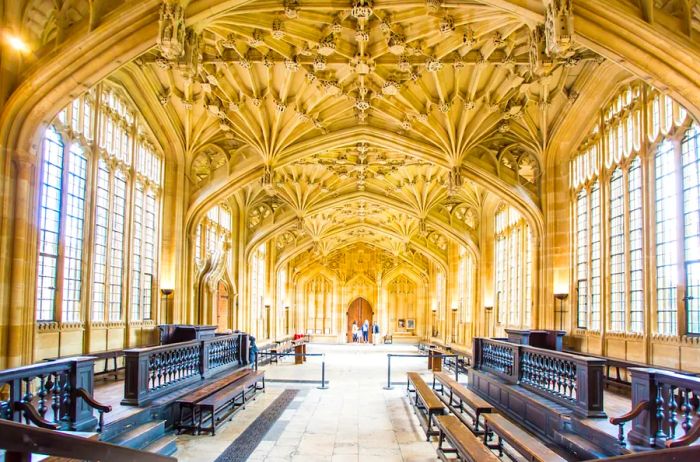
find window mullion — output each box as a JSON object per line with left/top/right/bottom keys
{"left": 53, "top": 138, "right": 73, "bottom": 324}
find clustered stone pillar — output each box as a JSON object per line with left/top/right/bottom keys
{"left": 7, "top": 154, "right": 36, "bottom": 367}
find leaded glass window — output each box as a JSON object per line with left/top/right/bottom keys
{"left": 656, "top": 139, "right": 678, "bottom": 335}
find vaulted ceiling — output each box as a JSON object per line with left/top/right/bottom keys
{"left": 107, "top": 0, "right": 620, "bottom": 268}
{"left": 17, "top": 0, "right": 642, "bottom": 271}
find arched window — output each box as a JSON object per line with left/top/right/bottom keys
{"left": 494, "top": 205, "right": 532, "bottom": 329}
{"left": 570, "top": 83, "right": 697, "bottom": 337}
{"left": 35, "top": 86, "right": 163, "bottom": 324}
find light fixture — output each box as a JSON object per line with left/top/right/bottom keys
{"left": 160, "top": 288, "right": 173, "bottom": 296}
{"left": 554, "top": 293, "right": 569, "bottom": 331}
{"left": 5, "top": 33, "right": 29, "bottom": 53}
{"left": 484, "top": 305, "right": 493, "bottom": 338}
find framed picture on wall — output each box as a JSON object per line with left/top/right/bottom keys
{"left": 398, "top": 319, "right": 406, "bottom": 329}
{"left": 406, "top": 319, "right": 415, "bottom": 329}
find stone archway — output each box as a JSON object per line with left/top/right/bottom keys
{"left": 346, "top": 297, "right": 374, "bottom": 343}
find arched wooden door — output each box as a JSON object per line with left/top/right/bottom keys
{"left": 346, "top": 298, "right": 373, "bottom": 343}
{"left": 216, "top": 281, "right": 229, "bottom": 332}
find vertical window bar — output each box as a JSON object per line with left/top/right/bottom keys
{"left": 36, "top": 127, "right": 64, "bottom": 322}
{"left": 576, "top": 190, "right": 589, "bottom": 328}
{"left": 682, "top": 125, "right": 700, "bottom": 334}
{"left": 590, "top": 182, "right": 602, "bottom": 331}
{"left": 628, "top": 157, "right": 644, "bottom": 332}
{"left": 610, "top": 168, "right": 626, "bottom": 331}
{"left": 655, "top": 140, "right": 679, "bottom": 335}
{"left": 61, "top": 144, "right": 88, "bottom": 323}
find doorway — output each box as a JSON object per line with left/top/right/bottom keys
{"left": 346, "top": 297, "right": 373, "bottom": 343}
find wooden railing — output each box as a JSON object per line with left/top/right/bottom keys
{"left": 472, "top": 338, "right": 606, "bottom": 418}
{"left": 0, "top": 419, "right": 175, "bottom": 462}
{"left": 0, "top": 356, "right": 103, "bottom": 431}
{"left": 618, "top": 368, "right": 700, "bottom": 448}
{"left": 122, "top": 332, "right": 249, "bottom": 406}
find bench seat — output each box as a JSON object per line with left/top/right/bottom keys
{"left": 175, "top": 369, "right": 252, "bottom": 433}
{"left": 433, "top": 371, "right": 493, "bottom": 434}
{"left": 435, "top": 415, "right": 500, "bottom": 462}
{"left": 483, "top": 413, "right": 567, "bottom": 462}
{"left": 407, "top": 372, "right": 446, "bottom": 440}
{"left": 197, "top": 370, "right": 265, "bottom": 435}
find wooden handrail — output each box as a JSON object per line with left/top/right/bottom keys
{"left": 0, "top": 419, "right": 176, "bottom": 462}
{"left": 12, "top": 402, "right": 59, "bottom": 430}
{"left": 666, "top": 418, "right": 700, "bottom": 448}
{"left": 76, "top": 387, "right": 112, "bottom": 413}
{"left": 610, "top": 400, "right": 649, "bottom": 425}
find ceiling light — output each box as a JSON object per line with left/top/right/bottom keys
{"left": 5, "top": 33, "right": 29, "bottom": 53}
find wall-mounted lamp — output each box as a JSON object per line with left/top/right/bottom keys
{"left": 160, "top": 289, "right": 173, "bottom": 324}
{"left": 431, "top": 306, "right": 438, "bottom": 337}
{"left": 285, "top": 306, "right": 290, "bottom": 334}
{"left": 484, "top": 305, "right": 494, "bottom": 338}
{"left": 451, "top": 306, "right": 458, "bottom": 343}
{"left": 554, "top": 293, "right": 569, "bottom": 331}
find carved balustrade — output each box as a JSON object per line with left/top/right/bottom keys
{"left": 0, "top": 357, "right": 98, "bottom": 431}
{"left": 473, "top": 337, "right": 606, "bottom": 418}
{"left": 122, "top": 332, "right": 249, "bottom": 406}
{"left": 625, "top": 368, "right": 700, "bottom": 448}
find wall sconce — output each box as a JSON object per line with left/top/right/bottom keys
{"left": 285, "top": 306, "right": 290, "bottom": 334}
{"left": 160, "top": 289, "right": 173, "bottom": 324}
{"left": 554, "top": 293, "right": 569, "bottom": 331}
{"left": 484, "top": 305, "right": 494, "bottom": 338}
{"left": 451, "top": 306, "right": 458, "bottom": 343}
{"left": 431, "top": 306, "right": 438, "bottom": 337}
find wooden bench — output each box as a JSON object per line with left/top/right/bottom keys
{"left": 433, "top": 372, "right": 493, "bottom": 434}
{"left": 175, "top": 368, "right": 252, "bottom": 434}
{"left": 197, "top": 370, "right": 265, "bottom": 435}
{"left": 407, "top": 372, "right": 446, "bottom": 440}
{"left": 483, "top": 414, "right": 567, "bottom": 462}
{"left": 435, "top": 415, "right": 500, "bottom": 462}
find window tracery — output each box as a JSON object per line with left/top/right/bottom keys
{"left": 494, "top": 205, "right": 532, "bottom": 329}
{"left": 36, "top": 86, "right": 163, "bottom": 324}
{"left": 570, "top": 83, "right": 698, "bottom": 336}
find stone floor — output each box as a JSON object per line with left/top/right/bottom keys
{"left": 175, "top": 343, "right": 441, "bottom": 462}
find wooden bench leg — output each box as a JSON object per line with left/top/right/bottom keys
{"left": 113, "top": 357, "right": 118, "bottom": 380}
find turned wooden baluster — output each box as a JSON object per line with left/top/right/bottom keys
{"left": 37, "top": 374, "right": 47, "bottom": 419}
{"left": 50, "top": 372, "right": 61, "bottom": 423}
{"left": 21, "top": 378, "right": 33, "bottom": 424}
{"left": 668, "top": 385, "right": 678, "bottom": 440}
{"left": 655, "top": 383, "right": 667, "bottom": 442}
{"left": 681, "top": 388, "right": 692, "bottom": 435}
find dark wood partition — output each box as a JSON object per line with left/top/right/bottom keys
{"left": 122, "top": 332, "right": 249, "bottom": 406}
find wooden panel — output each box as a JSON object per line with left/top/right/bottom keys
{"left": 651, "top": 343, "right": 680, "bottom": 369}
{"left": 107, "top": 328, "right": 125, "bottom": 350}
{"left": 525, "top": 402, "right": 547, "bottom": 430}
{"left": 510, "top": 393, "right": 525, "bottom": 416}
{"left": 680, "top": 346, "right": 700, "bottom": 373}
{"left": 605, "top": 338, "right": 626, "bottom": 359}
{"left": 89, "top": 328, "right": 108, "bottom": 352}
{"left": 35, "top": 332, "right": 60, "bottom": 360}
{"left": 626, "top": 340, "right": 645, "bottom": 363}
{"left": 60, "top": 330, "right": 84, "bottom": 356}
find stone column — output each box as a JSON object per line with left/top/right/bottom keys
{"left": 7, "top": 154, "right": 36, "bottom": 367}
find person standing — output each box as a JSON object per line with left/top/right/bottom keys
{"left": 352, "top": 321, "right": 358, "bottom": 343}
{"left": 372, "top": 321, "right": 380, "bottom": 345}
{"left": 362, "top": 319, "right": 369, "bottom": 343}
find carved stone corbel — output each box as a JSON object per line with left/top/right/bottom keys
{"left": 158, "top": 1, "right": 186, "bottom": 60}
{"left": 543, "top": 0, "right": 573, "bottom": 56}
